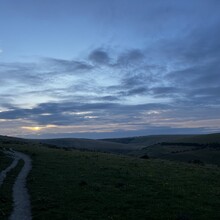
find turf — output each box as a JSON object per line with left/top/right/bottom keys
{"left": 0, "top": 159, "right": 24, "bottom": 219}
{"left": 0, "top": 151, "right": 13, "bottom": 171}
{"left": 103, "top": 133, "right": 220, "bottom": 147}
{"left": 103, "top": 135, "right": 194, "bottom": 146}
{"left": 138, "top": 143, "right": 220, "bottom": 166}
{"left": 7, "top": 144, "right": 220, "bottom": 220}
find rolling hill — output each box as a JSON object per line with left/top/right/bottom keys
{"left": 0, "top": 135, "right": 141, "bottom": 154}
{"left": 103, "top": 133, "right": 220, "bottom": 146}
{"left": 103, "top": 133, "right": 220, "bottom": 166}
{"left": 102, "top": 134, "right": 194, "bottom": 147}
{"left": 0, "top": 140, "right": 220, "bottom": 219}
{"left": 1, "top": 133, "right": 220, "bottom": 166}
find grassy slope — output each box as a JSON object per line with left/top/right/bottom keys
{"left": 103, "top": 133, "right": 220, "bottom": 146}
{"left": 102, "top": 135, "right": 194, "bottom": 146}
{"left": 0, "top": 151, "right": 13, "bottom": 171}
{"left": 33, "top": 138, "right": 141, "bottom": 153}
{"left": 0, "top": 160, "right": 24, "bottom": 219}
{"left": 104, "top": 133, "right": 220, "bottom": 166}
{"left": 3, "top": 143, "right": 219, "bottom": 220}
{"left": 138, "top": 144, "right": 220, "bottom": 166}
{"left": 170, "top": 133, "right": 220, "bottom": 144}
{"left": 0, "top": 145, "right": 24, "bottom": 219}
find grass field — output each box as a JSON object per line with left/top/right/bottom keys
{"left": 136, "top": 142, "right": 220, "bottom": 166}
{"left": 0, "top": 140, "right": 220, "bottom": 220}
{"left": 103, "top": 133, "right": 220, "bottom": 147}
{"left": 1, "top": 134, "right": 220, "bottom": 219}
{"left": 0, "top": 159, "right": 23, "bottom": 219}
{"left": 103, "top": 135, "right": 194, "bottom": 146}
{"left": 0, "top": 151, "right": 13, "bottom": 171}
{"left": 33, "top": 137, "right": 141, "bottom": 154}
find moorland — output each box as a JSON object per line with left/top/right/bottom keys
{"left": 0, "top": 133, "right": 220, "bottom": 219}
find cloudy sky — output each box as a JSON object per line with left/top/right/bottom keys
{"left": 0, "top": 0, "right": 220, "bottom": 139}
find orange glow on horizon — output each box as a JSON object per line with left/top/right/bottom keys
{"left": 22, "top": 125, "right": 57, "bottom": 132}
{"left": 22, "top": 126, "right": 42, "bottom": 131}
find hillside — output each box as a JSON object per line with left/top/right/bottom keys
{"left": 102, "top": 133, "right": 220, "bottom": 166}
{"left": 0, "top": 135, "right": 27, "bottom": 144}
{"left": 0, "top": 141, "right": 220, "bottom": 219}
{"left": 102, "top": 135, "right": 194, "bottom": 147}
{"left": 130, "top": 134, "right": 220, "bottom": 166}
{"left": 167, "top": 133, "right": 220, "bottom": 144}
{"left": 1, "top": 133, "right": 220, "bottom": 166}
{"left": 31, "top": 138, "right": 142, "bottom": 154}
{"left": 0, "top": 135, "right": 142, "bottom": 154}
{"left": 103, "top": 133, "right": 220, "bottom": 147}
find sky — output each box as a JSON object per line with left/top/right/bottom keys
{"left": 0, "top": 0, "right": 220, "bottom": 139}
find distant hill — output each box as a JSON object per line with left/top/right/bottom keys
{"left": 167, "top": 133, "right": 220, "bottom": 144}
{"left": 32, "top": 138, "right": 142, "bottom": 154}
{"left": 0, "top": 135, "right": 141, "bottom": 154}
{"left": 136, "top": 142, "right": 220, "bottom": 166}
{"left": 1, "top": 139, "right": 220, "bottom": 219}
{"left": 126, "top": 133, "right": 220, "bottom": 166}
{"left": 0, "top": 135, "right": 27, "bottom": 144}
{"left": 103, "top": 133, "right": 220, "bottom": 146}
{"left": 1, "top": 133, "right": 220, "bottom": 164}
{"left": 103, "top": 133, "right": 220, "bottom": 166}
{"left": 102, "top": 135, "right": 194, "bottom": 146}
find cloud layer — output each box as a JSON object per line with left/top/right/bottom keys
{"left": 0, "top": 0, "right": 220, "bottom": 138}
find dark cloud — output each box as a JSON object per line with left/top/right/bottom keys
{"left": 45, "top": 58, "right": 93, "bottom": 72}
{"left": 1, "top": 99, "right": 219, "bottom": 139}
{"left": 118, "top": 87, "right": 148, "bottom": 97}
{"left": 127, "top": 87, "right": 148, "bottom": 96}
{"left": 22, "top": 127, "right": 208, "bottom": 139}
{"left": 151, "top": 21, "right": 220, "bottom": 66}
{"left": 0, "top": 101, "right": 169, "bottom": 126}
{"left": 99, "top": 96, "right": 120, "bottom": 101}
{"left": 88, "top": 49, "right": 110, "bottom": 65}
{"left": 187, "top": 87, "right": 220, "bottom": 105}
{"left": 0, "top": 62, "right": 42, "bottom": 85}
{"left": 121, "top": 73, "right": 148, "bottom": 88}
{"left": 0, "top": 95, "right": 15, "bottom": 106}
{"left": 151, "top": 87, "right": 179, "bottom": 95}
{"left": 149, "top": 87, "right": 183, "bottom": 99}
{"left": 182, "top": 24, "right": 220, "bottom": 63}
{"left": 164, "top": 58, "right": 220, "bottom": 105}
{"left": 116, "top": 49, "right": 145, "bottom": 66}
{"left": 1, "top": 0, "right": 220, "bottom": 138}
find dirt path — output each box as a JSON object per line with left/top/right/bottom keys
{"left": 9, "top": 150, "right": 32, "bottom": 220}
{"left": 0, "top": 150, "right": 32, "bottom": 219}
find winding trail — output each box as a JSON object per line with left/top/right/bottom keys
{"left": 0, "top": 149, "right": 32, "bottom": 220}
{"left": 9, "top": 150, "right": 32, "bottom": 220}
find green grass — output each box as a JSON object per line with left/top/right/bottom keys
{"left": 138, "top": 144, "right": 220, "bottom": 166}
{"left": 103, "top": 133, "right": 220, "bottom": 147}
{"left": 103, "top": 135, "right": 195, "bottom": 146}
{"left": 173, "top": 133, "right": 220, "bottom": 144}
{"left": 34, "top": 137, "right": 141, "bottom": 154}
{"left": 5, "top": 144, "right": 220, "bottom": 220}
{"left": 0, "top": 159, "right": 24, "bottom": 219}
{"left": 0, "top": 151, "right": 13, "bottom": 171}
